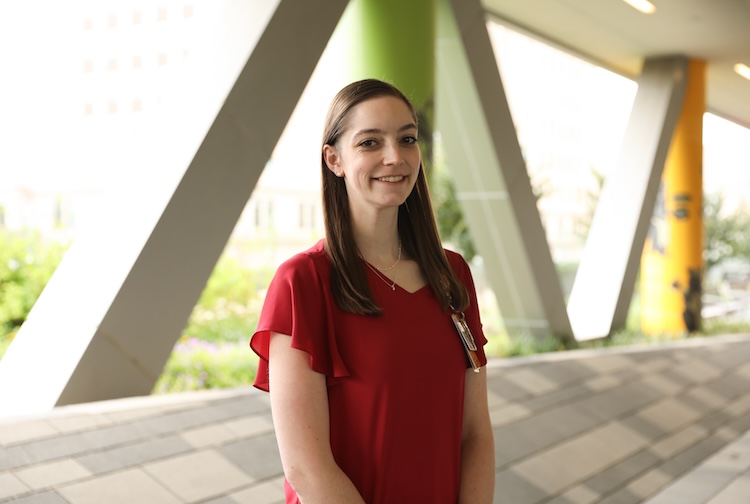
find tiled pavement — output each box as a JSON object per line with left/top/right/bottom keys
{"left": 1, "top": 333, "right": 749, "bottom": 504}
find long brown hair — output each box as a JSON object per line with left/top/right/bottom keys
{"left": 321, "top": 79, "right": 469, "bottom": 315}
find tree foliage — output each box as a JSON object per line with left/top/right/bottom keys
{"left": 703, "top": 192, "right": 750, "bottom": 270}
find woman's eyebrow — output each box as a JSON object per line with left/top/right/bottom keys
{"left": 353, "top": 123, "right": 418, "bottom": 137}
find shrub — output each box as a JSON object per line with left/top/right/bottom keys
{"left": 153, "top": 339, "right": 258, "bottom": 393}
{"left": 154, "top": 255, "right": 272, "bottom": 392}
{"left": 182, "top": 256, "right": 273, "bottom": 344}
{"left": 0, "top": 230, "right": 67, "bottom": 338}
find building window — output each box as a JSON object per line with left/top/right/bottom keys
{"left": 132, "top": 11, "right": 142, "bottom": 25}
{"left": 54, "top": 196, "right": 64, "bottom": 229}
{"left": 253, "top": 201, "right": 261, "bottom": 228}
{"left": 184, "top": 4, "right": 194, "bottom": 18}
{"left": 266, "top": 201, "right": 274, "bottom": 228}
{"left": 299, "top": 202, "right": 316, "bottom": 229}
{"left": 132, "top": 55, "right": 142, "bottom": 69}
{"left": 107, "top": 15, "right": 117, "bottom": 28}
{"left": 157, "top": 7, "right": 168, "bottom": 21}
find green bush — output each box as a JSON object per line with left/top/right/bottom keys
{"left": 153, "top": 255, "right": 271, "bottom": 392}
{"left": 153, "top": 340, "right": 258, "bottom": 394}
{"left": 0, "top": 337, "right": 10, "bottom": 360}
{"left": 0, "top": 230, "right": 67, "bottom": 338}
{"left": 182, "top": 256, "right": 273, "bottom": 344}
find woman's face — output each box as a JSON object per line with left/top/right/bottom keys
{"left": 324, "top": 95, "right": 421, "bottom": 217}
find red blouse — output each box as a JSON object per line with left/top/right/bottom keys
{"left": 251, "top": 240, "right": 488, "bottom": 503}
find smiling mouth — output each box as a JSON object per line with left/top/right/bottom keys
{"left": 375, "top": 176, "right": 405, "bottom": 182}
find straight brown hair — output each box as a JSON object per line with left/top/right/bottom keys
{"left": 321, "top": 79, "right": 469, "bottom": 315}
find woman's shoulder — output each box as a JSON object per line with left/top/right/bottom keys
{"left": 275, "top": 239, "right": 330, "bottom": 281}
{"left": 443, "top": 247, "right": 469, "bottom": 270}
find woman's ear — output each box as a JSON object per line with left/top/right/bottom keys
{"left": 323, "top": 144, "right": 343, "bottom": 177}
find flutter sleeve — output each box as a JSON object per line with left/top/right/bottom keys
{"left": 449, "top": 251, "right": 489, "bottom": 368}
{"left": 250, "top": 252, "right": 350, "bottom": 391}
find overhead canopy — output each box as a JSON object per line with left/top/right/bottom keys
{"left": 481, "top": 0, "right": 750, "bottom": 128}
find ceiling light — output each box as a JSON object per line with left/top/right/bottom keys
{"left": 735, "top": 63, "right": 750, "bottom": 81}
{"left": 622, "top": 0, "right": 656, "bottom": 14}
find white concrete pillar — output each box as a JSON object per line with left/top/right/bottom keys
{"left": 0, "top": 0, "right": 350, "bottom": 418}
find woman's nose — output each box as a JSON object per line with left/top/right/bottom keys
{"left": 384, "top": 142, "right": 403, "bottom": 165}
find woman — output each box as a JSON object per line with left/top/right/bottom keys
{"left": 251, "top": 79, "right": 495, "bottom": 503}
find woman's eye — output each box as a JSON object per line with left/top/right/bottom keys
{"left": 360, "top": 139, "right": 376, "bottom": 147}
{"left": 402, "top": 136, "right": 418, "bottom": 145}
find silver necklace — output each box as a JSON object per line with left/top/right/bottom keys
{"left": 364, "top": 241, "right": 402, "bottom": 291}
{"left": 365, "top": 260, "right": 399, "bottom": 291}
{"left": 374, "top": 241, "right": 401, "bottom": 271}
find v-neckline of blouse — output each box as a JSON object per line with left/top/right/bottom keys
{"left": 363, "top": 263, "right": 430, "bottom": 295}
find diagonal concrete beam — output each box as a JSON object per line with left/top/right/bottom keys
{"left": 0, "top": 0, "right": 350, "bottom": 417}
{"left": 568, "top": 56, "right": 689, "bottom": 341}
{"left": 437, "top": 0, "right": 572, "bottom": 340}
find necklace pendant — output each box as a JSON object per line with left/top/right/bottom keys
{"left": 390, "top": 284, "right": 396, "bottom": 291}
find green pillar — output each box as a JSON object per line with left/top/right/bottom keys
{"left": 345, "top": 0, "right": 436, "bottom": 164}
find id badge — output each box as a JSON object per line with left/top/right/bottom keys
{"left": 451, "top": 311, "right": 481, "bottom": 372}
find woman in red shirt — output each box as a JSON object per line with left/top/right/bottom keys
{"left": 251, "top": 79, "right": 495, "bottom": 503}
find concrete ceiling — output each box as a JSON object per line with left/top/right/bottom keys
{"left": 481, "top": 0, "right": 750, "bottom": 128}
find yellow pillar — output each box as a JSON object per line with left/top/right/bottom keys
{"left": 641, "top": 59, "right": 705, "bottom": 335}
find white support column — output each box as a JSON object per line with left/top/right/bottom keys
{"left": 567, "top": 56, "right": 688, "bottom": 340}
{"left": 436, "top": 0, "right": 572, "bottom": 340}
{"left": 0, "top": 0, "right": 350, "bottom": 418}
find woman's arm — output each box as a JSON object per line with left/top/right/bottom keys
{"left": 269, "top": 332, "right": 366, "bottom": 504}
{"left": 459, "top": 368, "right": 496, "bottom": 503}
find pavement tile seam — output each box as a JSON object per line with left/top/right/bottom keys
{"left": 3, "top": 419, "right": 282, "bottom": 482}
{"left": 488, "top": 348, "right": 744, "bottom": 431}
{"left": 2, "top": 401, "right": 276, "bottom": 471}
{"left": 0, "top": 489, "right": 70, "bottom": 504}
{"left": 12, "top": 458, "right": 92, "bottom": 491}
{"left": 509, "top": 421, "right": 651, "bottom": 496}
{"left": 581, "top": 450, "right": 662, "bottom": 497}
{"left": 57, "top": 466, "right": 185, "bottom": 504}
{"left": 595, "top": 411, "right": 748, "bottom": 497}
{"left": 221, "top": 476, "right": 286, "bottom": 504}
{"left": 656, "top": 431, "right": 738, "bottom": 480}
{"left": 75, "top": 434, "right": 194, "bottom": 476}
{"left": 490, "top": 375, "right": 660, "bottom": 430}
{"left": 501, "top": 380, "right": 720, "bottom": 466}
{"left": 597, "top": 487, "right": 642, "bottom": 504}
{"left": 726, "top": 414, "right": 750, "bottom": 440}
{"left": 498, "top": 340, "right": 745, "bottom": 394}
{"left": 493, "top": 390, "right": 750, "bottom": 502}
{"left": 0, "top": 472, "right": 32, "bottom": 501}
{"left": 625, "top": 467, "right": 673, "bottom": 499}
{"left": 142, "top": 449, "right": 258, "bottom": 503}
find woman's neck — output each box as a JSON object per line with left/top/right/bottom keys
{"left": 351, "top": 207, "right": 401, "bottom": 267}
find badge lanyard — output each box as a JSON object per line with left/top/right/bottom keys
{"left": 450, "top": 307, "right": 481, "bottom": 373}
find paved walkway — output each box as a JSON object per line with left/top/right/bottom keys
{"left": 1, "top": 333, "right": 749, "bottom": 503}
